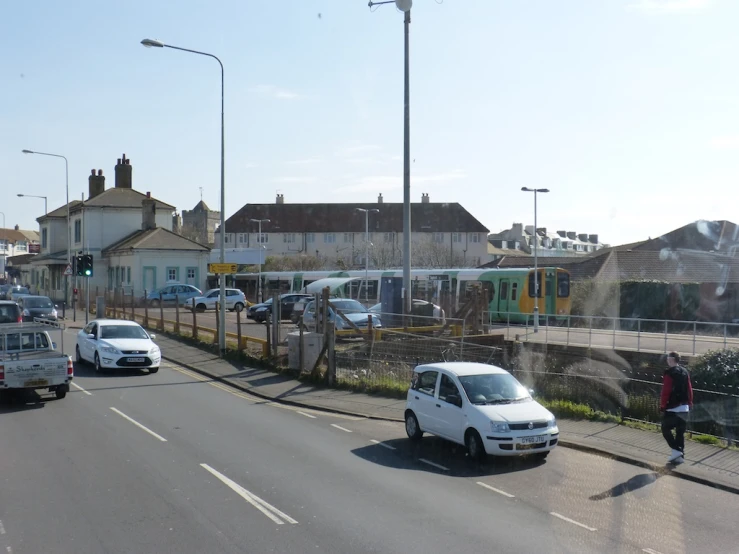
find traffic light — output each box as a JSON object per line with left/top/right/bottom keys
{"left": 75, "top": 255, "right": 84, "bottom": 277}
{"left": 81, "top": 254, "right": 93, "bottom": 277}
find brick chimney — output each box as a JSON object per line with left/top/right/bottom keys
{"left": 378, "top": 193, "right": 383, "bottom": 204}
{"left": 89, "top": 169, "right": 105, "bottom": 199}
{"left": 142, "top": 192, "right": 156, "bottom": 230}
{"left": 115, "top": 154, "right": 132, "bottom": 189}
{"left": 578, "top": 233, "right": 588, "bottom": 242}
{"left": 566, "top": 231, "right": 577, "bottom": 240}
{"left": 421, "top": 193, "right": 430, "bottom": 204}
{"left": 588, "top": 234, "right": 599, "bottom": 244}
{"left": 14, "top": 225, "right": 19, "bottom": 231}
{"left": 276, "top": 193, "right": 285, "bottom": 204}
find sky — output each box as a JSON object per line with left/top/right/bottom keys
{"left": 1, "top": 0, "right": 738, "bottom": 246}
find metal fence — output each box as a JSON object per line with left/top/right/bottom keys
{"left": 491, "top": 312, "right": 739, "bottom": 356}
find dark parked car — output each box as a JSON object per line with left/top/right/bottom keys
{"left": 0, "top": 284, "right": 13, "bottom": 300}
{"left": 18, "top": 295, "right": 58, "bottom": 322}
{"left": 248, "top": 294, "right": 314, "bottom": 323}
{"left": 0, "top": 301, "right": 22, "bottom": 324}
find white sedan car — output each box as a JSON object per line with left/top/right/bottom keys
{"left": 182, "top": 288, "right": 246, "bottom": 312}
{"left": 76, "top": 319, "right": 161, "bottom": 373}
{"left": 405, "top": 362, "right": 558, "bottom": 461}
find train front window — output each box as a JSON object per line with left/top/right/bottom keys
{"left": 527, "top": 271, "right": 542, "bottom": 298}
{"left": 557, "top": 272, "right": 570, "bottom": 298}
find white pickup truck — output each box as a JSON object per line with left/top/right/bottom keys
{"left": 0, "top": 320, "right": 73, "bottom": 399}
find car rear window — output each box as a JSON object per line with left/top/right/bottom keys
{"left": 0, "top": 304, "right": 20, "bottom": 323}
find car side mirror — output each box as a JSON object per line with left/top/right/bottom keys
{"left": 149, "top": 333, "right": 156, "bottom": 340}
{"left": 528, "top": 388, "right": 535, "bottom": 396}
{"left": 54, "top": 304, "right": 59, "bottom": 309}
{"left": 87, "top": 333, "right": 96, "bottom": 340}
{"left": 52, "top": 342, "right": 57, "bottom": 350}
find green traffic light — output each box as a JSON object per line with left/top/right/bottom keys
{"left": 84, "top": 270, "right": 92, "bottom": 276}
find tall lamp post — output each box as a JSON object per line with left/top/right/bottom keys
{"left": 22, "top": 150, "right": 70, "bottom": 313}
{"left": 17, "top": 193, "right": 48, "bottom": 215}
{"left": 141, "top": 38, "right": 227, "bottom": 355}
{"left": 249, "top": 218, "right": 270, "bottom": 303}
{"left": 0, "top": 211, "right": 5, "bottom": 282}
{"left": 369, "top": 0, "right": 413, "bottom": 314}
{"left": 356, "top": 208, "right": 379, "bottom": 305}
{"left": 521, "top": 187, "right": 549, "bottom": 333}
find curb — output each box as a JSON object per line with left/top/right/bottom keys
{"left": 162, "top": 355, "right": 404, "bottom": 424}
{"left": 162, "top": 354, "right": 738, "bottom": 495}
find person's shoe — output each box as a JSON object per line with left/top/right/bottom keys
{"left": 667, "top": 449, "right": 684, "bottom": 463}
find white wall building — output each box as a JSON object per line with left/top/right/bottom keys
{"left": 490, "top": 223, "right": 608, "bottom": 258}
{"left": 0, "top": 226, "right": 39, "bottom": 280}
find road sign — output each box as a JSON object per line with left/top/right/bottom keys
{"left": 63, "top": 264, "right": 73, "bottom": 276}
{"left": 208, "top": 263, "right": 238, "bottom": 274}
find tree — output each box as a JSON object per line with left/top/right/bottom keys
{"left": 412, "top": 237, "right": 467, "bottom": 268}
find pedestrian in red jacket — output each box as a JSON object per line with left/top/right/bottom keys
{"left": 660, "top": 352, "right": 693, "bottom": 464}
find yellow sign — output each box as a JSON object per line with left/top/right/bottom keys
{"left": 208, "top": 263, "right": 238, "bottom": 274}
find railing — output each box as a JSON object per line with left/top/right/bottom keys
{"left": 489, "top": 312, "right": 739, "bottom": 356}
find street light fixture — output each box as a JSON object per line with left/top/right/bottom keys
{"left": 141, "top": 38, "right": 227, "bottom": 355}
{"left": 356, "top": 208, "right": 380, "bottom": 305}
{"left": 249, "top": 218, "right": 270, "bottom": 303}
{"left": 22, "top": 149, "right": 70, "bottom": 312}
{"left": 17, "top": 193, "right": 48, "bottom": 215}
{"left": 369, "top": 0, "right": 413, "bottom": 314}
{"left": 0, "top": 211, "right": 5, "bottom": 281}
{"left": 521, "top": 187, "right": 550, "bottom": 333}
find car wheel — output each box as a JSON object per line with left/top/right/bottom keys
{"left": 149, "top": 367, "right": 159, "bottom": 374}
{"left": 94, "top": 352, "right": 103, "bottom": 373}
{"left": 196, "top": 303, "right": 207, "bottom": 312}
{"left": 55, "top": 385, "right": 68, "bottom": 399}
{"left": 405, "top": 411, "right": 423, "bottom": 441}
{"left": 234, "top": 302, "right": 244, "bottom": 312}
{"left": 465, "top": 429, "right": 486, "bottom": 462}
{"left": 75, "top": 345, "right": 84, "bottom": 365}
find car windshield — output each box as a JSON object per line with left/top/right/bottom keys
{"left": 24, "top": 297, "right": 53, "bottom": 308}
{"left": 331, "top": 300, "right": 367, "bottom": 314}
{"left": 100, "top": 325, "right": 150, "bottom": 340}
{"left": 12, "top": 287, "right": 29, "bottom": 295}
{"left": 457, "top": 373, "right": 531, "bottom": 405}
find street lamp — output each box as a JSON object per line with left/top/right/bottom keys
{"left": 249, "top": 218, "right": 270, "bottom": 303}
{"left": 22, "top": 149, "right": 70, "bottom": 311}
{"left": 0, "top": 211, "right": 5, "bottom": 281}
{"left": 521, "top": 187, "right": 549, "bottom": 333}
{"left": 17, "top": 193, "right": 48, "bottom": 215}
{"left": 356, "top": 208, "right": 380, "bottom": 305}
{"left": 369, "top": 0, "right": 413, "bottom": 314}
{"left": 141, "top": 38, "right": 227, "bottom": 355}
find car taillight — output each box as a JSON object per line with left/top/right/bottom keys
{"left": 67, "top": 357, "right": 74, "bottom": 376}
{"left": 0, "top": 363, "right": 4, "bottom": 380}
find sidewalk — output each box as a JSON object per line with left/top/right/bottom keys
{"left": 136, "top": 327, "right": 739, "bottom": 494}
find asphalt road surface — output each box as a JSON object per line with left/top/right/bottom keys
{"left": 0, "top": 327, "right": 736, "bottom": 553}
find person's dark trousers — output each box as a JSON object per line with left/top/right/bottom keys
{"left": 662, "top": 411, "right": 687, "bottom": 452}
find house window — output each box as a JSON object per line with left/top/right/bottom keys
{"left": 306, "top": 233, "right": 315, "bottom": 243}
{"left": 470, "top": 233, "right": 480, "bottom": 243}
{"left": 344, "top": 233, "right": 352, "bottom": 243}
{"left": 74, "top": 220, "right": 82, "bottom": 244}
{"left": 0, "top": 240, "right": 6, "bottom": 252}
{"left": 42, "top": 228, "right": 48, "bottom": 249}
{"left": 16, "top": 241, "right": 27, "bottom": 252}
{"left": 167, "top": 267, "right": 178, "bottom": 282}
{"left": 187, "top": 268, "right": 196, "bottom": 281}
{"left": 324, "top": 233, "right": 336, "bottom": 244}
{"left": 257, "top": 233, "right": 268, "bottom": 244}
{"left": 452, "top": 232, "right": 463, "bottom": 243}
{"left": 224, "top": 234, "right": 231, "bottom": 244}
{"left": 127, "top": 267, "right": 131, "bottom": 283}
{"left": 384, "top": 232, "right": 394, "bottom": 243}
{"left": 283, "top": 233, "right": 296, "bottom": 244}
{"left": 238, "top": 233, "right": 247, "bottom": 244}
{"left": 432, "top": 232, "right": 444, "bottom": 243}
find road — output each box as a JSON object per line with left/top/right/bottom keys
{"left": 0, "top": 326, "right": 736, "bottom": 553}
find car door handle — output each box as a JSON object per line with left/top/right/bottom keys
{"left": 436, "top": 404, "right": 441, "bottom": 408}
{"left": 414, "top": 396, "right": 419, "bottom": 400}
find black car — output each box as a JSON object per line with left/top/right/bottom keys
{"left": 248, "top": 294, "right": 314, "bottom": 323}
{"left": 0, "top": 301, "right": 22, "bottom": 324}
{"left": 0, "top": 284, "right": 12, "bottom": 300}
{"left": 18, "top": 296, "right": 58, "bottom": 322}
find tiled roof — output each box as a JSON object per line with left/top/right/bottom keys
{"left": 635, "top": 220, "right": 739, "bottom": 253}
{"left": 596, "top": 250, "right": 739, "bottom": 284}
{"left": 29, "top": 251, "right": 68, "bottom": 265}
{"left": 224, "top": 203, "right": 489, "bottom": 234}
{"left": 489, "top": 255, "right": 610, "bottom": 280}
{"left": 103, "top": 227, "right": 209, "bottom": 254}
{"left": 191, "top": 200, "right": 212, "bottom": 212}
{"left": 5, "top": 254, "right": 37, "bottom": 266}
{"left": 39, "top": 190, "right": 174, "bottom": 222}
{"left": 0, "top": 228, "right": 31, "bottom": 243}
{"left": 38, "top": 201, "right": 84, "bottom": 221}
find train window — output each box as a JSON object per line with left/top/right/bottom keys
{"left": 557, "top": 272, "right": 570, "bottom": 298}
{"left": 500, "top": 281, "right": 508, "bottom": 300}
{"left": 528, "top": 272, "right": 542, "bottom": 297}
{"left": 511, "top": 283, "right": 518, "bottom": 301}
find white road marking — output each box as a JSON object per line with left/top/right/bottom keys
{"left": 0, "top": 519, "right": 5, "bottom": 534}
{"left": 200, "top": 464, "right": 298, "bottom": 525}
{"left": 7, "top": 546, "right": 12, "bottom": 553}
{"left": 370, "top": 439, "right": 396, "bottom": 450}
{"left": 71, "top": 382, "right": 92, "bottom": 396}
{"left": 297, "top": 411, "right": 317, "bottom": 419}
{"left": 331, "top": 424, "right": 353, "bottom": 433}
{"left": 476, "top": 481, "right": 515, "bottom": 498}
{"left": 550, "top": 512, "right": 597, "bottom": 532}
{"left": 419, "top": 458, "right": 450, "bottom": 471}
{"left": 109, "top": 408, "right": 167, "bottom": 442}
{"left": 643, "top": 549, "right": 664, "bottom": 554}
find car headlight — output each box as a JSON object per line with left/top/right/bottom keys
{"left": 51, "top": 309, "right": 57, "bottom": 317}
{"left": 101, "top": 346, "right": 120, "bottom": 354}
{"left": 150, "top": 346, "right": 160, "bottom": 355}
{"left": 547, "top": 417, "right": 557, "bottom": 429}
{"left": 491, "top": 421, "right": 510, "bottom": 433}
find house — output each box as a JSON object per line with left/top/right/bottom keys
{"left": 31, "top": 154, "right": 210, "bottom": 302}
{"left": 0, "top": 226, "right": 40, "bottom": 280}
{"left": 490, "top": 223, "right": 608, "bottom": 257}
{"left": 216, "top": 193, "right": 490, "bottom": 269}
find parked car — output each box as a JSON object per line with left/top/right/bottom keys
{"left": 18, "top": 295, "right": 58, "bottom": 322}
{"left": 249, "top": 294, "right": 314, "bottom": 323}
{"left": 404, "top": 362, "right": 558, "bottom": 461}
{"left": 183, "top": 288, "right": 246, "bottom": 312}
{"left": 0, "top": 284, "right": 13, "bottom": 300}
{"left": 7, "top": 286, "right": 30, "bottom": 302}
{"left": 76, "top": 319, "right": 160, "bottom": 373}
{"left": 146, "top": 284, "right": 201, "bottom": 307}
{"left": 290, "top": 296, "right": 313, "bottom": 324}
{"left": 302, "top": 298, "right": 382, "bottom": 331}
{"left": 369, "top": 299, "right": 446, "bottom": 324}
{"left": 0, "top": 300, "right": 22, "bottom": 324}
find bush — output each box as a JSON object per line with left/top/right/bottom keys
{"left": 539, "top": 399, "right": 620, "bottom": 423}
{"left": 691, "top": 349, "right": 739, "bottom": 389}
{"left": 693, "top": 434, "right": 721, "bottom": 445}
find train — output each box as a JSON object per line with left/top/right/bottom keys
{"left": 207, "top": 267, "right": 571, "bottom": 323}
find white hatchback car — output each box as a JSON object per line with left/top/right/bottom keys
{"left": 405, "top": 362, "right": 558, "bottom": 461}
{"left": 183, "top": 288, "right": 246, "bottom": 312}
{"left": 76, "top": 319, "right": 161, "bottom": 373}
